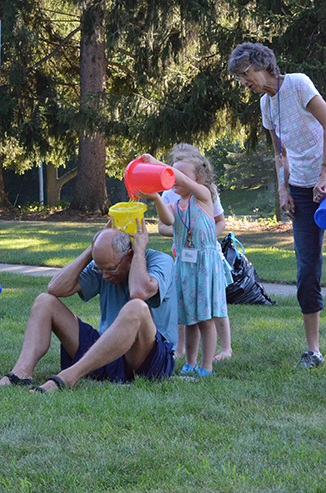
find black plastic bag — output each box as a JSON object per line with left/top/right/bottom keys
{"left": 220, "top": 232, "right": 277, "bottom": 305}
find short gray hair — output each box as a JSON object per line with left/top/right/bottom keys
{"left": 112, "top": 231, "right": 131, "bottom": 256}
{"left": 228, "top": 42, "right": 280, "bottom": 76}
{"left": 92, "top": 229, "right": 131, "bottom": 257}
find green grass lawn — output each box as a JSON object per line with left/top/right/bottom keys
{"left": 1, "top": 272, "right": 326, "bottom": 492}
{"left": 1, "top": 219, "right": 326, "bottom": 286}
{"left": 220, "top": 188, "right": 264, "bottom": 216}
{"left": 145, "top": 188, "right": 267, "bottom": 218}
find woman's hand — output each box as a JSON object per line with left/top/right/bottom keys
{"left": 313, "top": 175, "right": 326, "bottom": 203}
{"left": 279, "top": 186, "right": 295, "bottom": 219}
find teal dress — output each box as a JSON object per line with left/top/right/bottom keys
{"left": 173, "top": 195, "right": 231, "bottom": 325}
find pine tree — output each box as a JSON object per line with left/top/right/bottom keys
{"left": 2, "top": 0, "right": 326, "bottom": 214}
{"left": 70, "top": 1, "right": 109, "bottom": 213}
{"left": 0, "top": 0, "right": 80, "bottom": 207}
{"left": 0, "top": 0, "right": 230, "bottom": 213}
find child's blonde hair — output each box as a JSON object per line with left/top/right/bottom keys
{"left": 167, "top": 143, "right": 216, "bottom": 201}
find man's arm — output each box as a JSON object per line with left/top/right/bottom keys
{"left": 48, "top": 246, "right": 93, "bottom": 298}
{"left": 128, "top": 218, "right": 159, "bottom": 300}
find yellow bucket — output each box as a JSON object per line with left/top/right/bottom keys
{"left": 109, "top": 201, "right": 147, "bottom": 236}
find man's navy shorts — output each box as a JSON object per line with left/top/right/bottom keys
{"left": 60, "top": 318, "right": 175, "bottom": 383}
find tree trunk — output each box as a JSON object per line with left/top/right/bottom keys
{"left": 70, "top": 3, "right": 109, "bottom": 214}
{"left": 0, "top": 155, "right": 11, "bottom": 209}
{"left": 47, "top": 162, "right": 77, "bottom": 207}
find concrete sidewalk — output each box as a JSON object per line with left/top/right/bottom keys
{"left": 1, "top": 262, "right": 325, "bottom": 297}
{"left": 258, "top": 283, "right": 326, "bottom": 297}
{"left": 0, "top": 263, "right": 61, "bottom": 278}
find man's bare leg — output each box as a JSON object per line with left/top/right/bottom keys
{"left": 0, "top": 293, "right": 79, "bottom": 386}
{"left": 35, "top": 298, "right": 157, "bottom": 392}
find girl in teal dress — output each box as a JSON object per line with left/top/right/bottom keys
{"left": 137, "top": 148, "right": 232, "bottom": 377}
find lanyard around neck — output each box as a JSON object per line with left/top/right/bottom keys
{"left": 177, "top": 197, "right": 194, "bottom": 248}
{"left": 268, "top": 74, "right": 282, "bottom": 160}
{"left": 177, "top": 197, "right": 191, "bottom": 231}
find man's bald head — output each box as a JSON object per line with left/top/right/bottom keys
{"left": 92, "top": 228, "right": 131, "bottom": 265}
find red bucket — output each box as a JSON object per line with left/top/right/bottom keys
{"left": 124, "top": 158, "right": 175, "bottom": 200}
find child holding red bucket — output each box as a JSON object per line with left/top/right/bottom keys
{"left": 136, "top": 147, "right": 233, "bottom": 377}
{"left": 160, "top": 144, "right": 232, "bottom": 362}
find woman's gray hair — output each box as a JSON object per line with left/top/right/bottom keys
{"left": 228, "top": 42, "right": 280, "bottom": 76}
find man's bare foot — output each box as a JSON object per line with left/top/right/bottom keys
{"left": 214, "top": 351, "right": 232, "bottom": 361}
{"left": 0, "top": 376, "right": 11, "bottom": 386}
{"left": 30, "top": 375, "right": 66, "bottom": 394}
{"left": 0, "top": 372, "right": 34, "bottom": 387}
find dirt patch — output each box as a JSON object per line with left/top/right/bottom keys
{"left": 0, "top": 207, "right": 110, "bottom": 223}
{"left": 225, "top": 217, "right": 293, "bottom": 233}
{"left": 0, "top": 207, "right": 293, "bottom": 232}
{"left": 266, "top": 221, "right": 293, "bottom": 232}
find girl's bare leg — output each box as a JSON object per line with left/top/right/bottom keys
{"left": 185, "top": 324, "right": 200, "bottom": 368}
{"left": 175, "top": 325, "right": 186, "bottom": 358}
{"left": 198, "top": 319, "right": 217, "bottom": 372}
{"left": 214, "top": 316, "right": 232, "bottom": 360}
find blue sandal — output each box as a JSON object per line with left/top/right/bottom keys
{"left": 194, "top": 368, "right": 215, "bottom": 378}
{"left": 180, "top": 363, "right": 198, "bottom": 376}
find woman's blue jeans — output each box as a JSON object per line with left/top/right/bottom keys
{"left": 290, "top": 185, "right": 324, "bottom": 314}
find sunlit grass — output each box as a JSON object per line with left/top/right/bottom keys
{"left": 1, "top": 219, "right": 325, "bottom": 285}
{"left": 1, "top": 273, "right": 326, "bottom": 492}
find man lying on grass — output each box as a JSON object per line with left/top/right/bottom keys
{"left": 0, "top": 218, "right": 178, "bottom": 393}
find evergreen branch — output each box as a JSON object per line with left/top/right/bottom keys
{"left": 108, "top": 90, "right": 186, "bottom": 115}
{"left": 107, "top": 64, "right": 153, "bottom": 86}
{"left": 117, "top": 48, "right": 137, "bottom": 61}
{"left": 107, "top": 62, "right": 137, "bottom": 78}
{"left": 40, "top": 8, "right": 80, "bottom": 19}
{"left": 31, "top": 26, "right": 81, "bottom": 72}
{"left": 308, "top": 18, "right": 326, "bottom": 45}
{"left": 53, "top": 79, "right": 80, "bottom": 99}
{"left": 40, "top": 37, "right": 79, "bottom": 66}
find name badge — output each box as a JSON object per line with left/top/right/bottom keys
{"left": 181, "top": 248, "right": 198, "bottom": 263}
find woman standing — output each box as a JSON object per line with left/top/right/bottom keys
{"left": 228, "top": 42, "right": 326, "bottom": 368}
